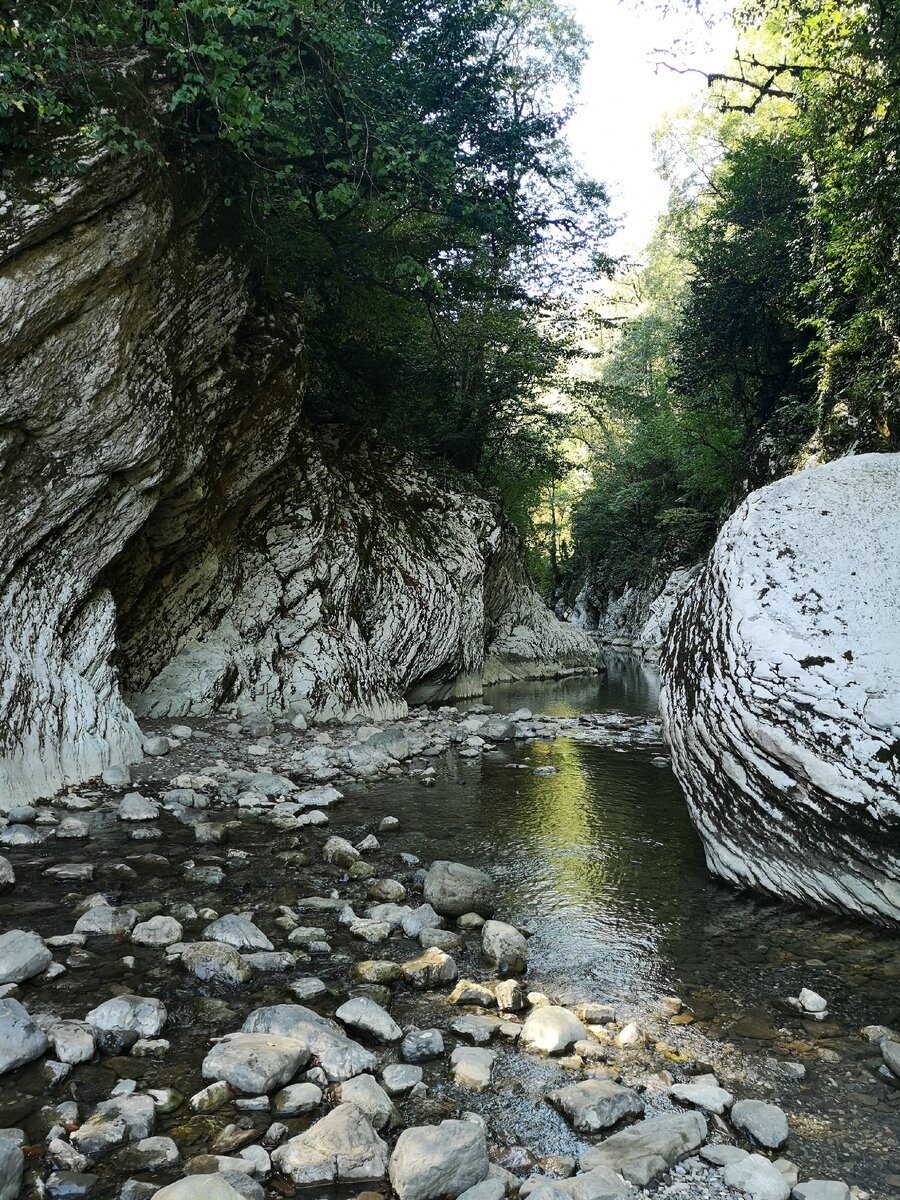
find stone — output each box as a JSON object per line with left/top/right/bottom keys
{"left": 521, "top": 1007, "right": 586, "bottom": 1054}
{"left": 701, "top": 1145, "right": 749, "bottom": 1166}
{"left": 881, "top": 1038, "right": 900, "bottom": 1077}
{"left": 102, "top": 766, "right": 132, "bottom": 787}
{"left": 340, "top": 1074, "right": 398, "bottom": 1130}
{"left": 85, "top": 996, "right": 167, "bottom": 1038}
{"left": 336, "top": 996, "right": 402, "bottom": 1043}
{"left": 131, "top": 916, "right": 183, "bottom": 946}
{"left": 401, "top": 1028, "right": 444, "bottom": 1062}
{"left": 459, "top": 1181, "right": 506, "bottom": 1200}
{"left": 533, "top": 1170, "right": 628, "bottom": 1200}
{"left": 50, "top": 1021, "right": 96, "bottom": 1065}
{"left": 116, "top": 1135, "right": 181, "bottom": 1170}
{"left": 241, "top": 1004, "right": 377, "bottom": 1081}
{"left": 401, "top": 947, "right": 458, "bottom": 988}
{"left": 0, "top": 999, "right": 50, "bottom": 1075}
{"left": 671, "top": 1082, "right": 733, "bottom": 1114}
{"left": 181, "top": 942, "right": 251, "bottom": 984}
{"left": 142, "top": 736, "right": 170, "bottom": 756}
{"left": 56, "top": 817, "right": 90, "bottom": 839}
{"left": 354, "top": 960, "right": 402, "bottom": 985}
{"left": 117, "top": 794, "right": 159, "bottom": 821}
{"left": 450, "top": 1046, "right": 495, "bottom": 1090}
{"left": 44, "top": 1173, "right": 99, "bottom": 1198}
{"left": 579, "top": 1112, "right": 708, "bottom": 1186}
{"left": 660, "top": 454, "right": 900, "bottom": 923}
{"left": 423, "top": 861, "right": 495, "bottom": 918}
{"left": 203, "top": 914, "right": 273, "bottom": 952}
{"left": 481, "top": 920, "right": 528, "bottom": 974}
{"left": 190, "top": 1082, "right": 232, "bottom": 1113}
{"left": 74, "top": 906, "right": 139, "bottom": 936}
{"left": 731, "top": 1099, "right": 789, "bottom": 1149}
{"left": 792, "top": 1185, "right": 850, "bottom": 1200}
{"left": 389, "top": 1119, "right": 489, "bottom": 1200}
{"left": 271, "top": 1103, "right": 388, "bottom": 1184}
{"left": 289, "top": 976, "right": 328, "bottom": 1001}
{"left": 723, "top": 1154, "right": 790, "bottom": 1200}
{"left": 797, "top": 988, "right": 827, "bottom": 1014}
{"left": 382, "top": 1063, "right": 423, "bottom": 1095}
{"left": 272, "top": 1083, "right": 322, "bottom": 1116}
{"left": 323, "top": 837, "right": 360, "bottom": 867}
{"left": 369, "top": 878, "right": 406, "bottom": 903}
{"left": 0, "top": 930, "right": 52, "bottom": 984}
{"left": 451, "top": 1014, "right": 502, "bottom": 1044}
{"left": 548, "top": 1079, "right": 645, "bottom": 1133}
{"left": 153, "top": 1178, "right": 245, "bottom": 1200}
{"left": 71, "top": 1095, "right": 156, "bottom": 1158}
{"left": 0, "top": 1136, "right": 23, "bottom": 1200}
{"left": 0, "top": 858, "right": 13, "bottom": 892}
{"left": 201, "top": 1033, "right": 310, "bottom": 1093}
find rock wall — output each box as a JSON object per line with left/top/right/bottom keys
{"left": 0, "top": 148, "right": 598, "bottom": 805}
{"left": 571, "top": 568, "right": 699, "bottom": 661}
{"left": 660, "top": 454, "right": 900, "bottom": 924}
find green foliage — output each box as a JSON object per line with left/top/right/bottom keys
{"left": 2, "top": 0, "right": 611, "bottom": 513}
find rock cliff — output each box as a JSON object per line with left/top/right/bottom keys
{"left": 570, "top": 568, "right": 699, "bottom": 661}
{"left": 660, "top": 454, "right": 900, "bottom": 924}
{"left": 0, "top": 149, "right": 598, "bottom": 805}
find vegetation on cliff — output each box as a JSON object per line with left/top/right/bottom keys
{"left": 564, "top": 0, "right": 900, "bottom": 600}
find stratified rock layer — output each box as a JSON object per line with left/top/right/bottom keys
{"left": 661, "top": 454, "right": 900, "bottom": 924}
{"left": 1, "top": 147, "right": 598, "bottom": 804}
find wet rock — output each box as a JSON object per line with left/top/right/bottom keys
{"left": 203, "top": 915, "right": 273, "bottom": 952}
{"left": 731, "top": 1099, "right": 789, "bottom": 1150}
{"left": 548, "top": 1079, "right": 645, "bottom": 1133}
{"left": 85, "top": 996, "right": 167, "bottom": 1038}
{"left": 382, "top": 1064, "right": 423, "bottom": 1095}
{"left": 201, "top": 1032, "right": 310, "bottom": 1093}
{"left": 336, "top": 997, "right": 402, "bottom": 1043}
{"left": 450, "top": 1046, "right": 495, "bottom": 1090}
{"left": 323, "top": 837, "right": 360, "bottom": 868}
{"left": 74, "top": 906, "right": 139, "bottom": 937}
{"left": 723, "top": 1154, "right": 790, "bottom": 1200}
{"left": 50, "top": 1021, "right": 96, "bottom": 1065}
{"left": 180, "top": 942, "right": 251, "bottom": 985}
{"left": 242, "top": 1005, "right": 376, "bottom": 1081}
{"left": 0, "top": 825, "right": 42, "bottom": 847}
{"left": 448, "top": 980, "right": 496, "bottom": 1007}
{"left": 44, "top": 1173, "right": 99, "bottom": 1198}
{"left": 401, "top": 948, "right": 457, "bottom": 989}
{"left": 131, "top": 916, "right": 183, "bottom": 946}
{"left": 0, "top": 998, "right": 50, "bottom": 1075}
{"left": 389, "top": 1119, "right": 489, "bottom": 1200}
{"left": 481, "top": 921, "right": 527, "bottom": 974}
{"left": 339, "top": 1074, "right": 398, "bottom": 1130}
{"left": 154, "top": 1177, "right": 245, "bottom": 1200}
{"left": 117, "top": 794, "right": 159, "bottom": 821}
{"left": 189, "top": 1082, "right": 232, "bottom": 1113}
{"left": 520, "top": 1007, "right": 585, "bottom": 1055}
{"left": 369, "top": 879, "right": 406, "bottom": 903}
{"left": 271, "top": 1103, "right": 388, "bottom": 1184}
{"left": 423, "top": 862, "right": 495, "bottom": 918}
{"left": 881, "top": 1038, "right": 900, "bottom": 1077}
{"left": 701, "top": 1145, "right": 749, "bottom": 1166}
{"left": 670, "top": 1081, "right": 733, "bottom": 1115}
{"left": 451, "top": 1015, "right": 502, "bottom": 1045}
{"left": 494, "top": 979, "right": 525, "bottom": 1010}
{"left": 353, "top": 961, "right": 402, "bottom": 986}
{"left": 579, "top": 1111, "right": 708, "bottom": 1186}
{"left": 401, "top": 1029, "right": 444, "bottom": 1063}
{"left": 288, "top": 976, "right": 328, "bottom": 1001}
{"left": 459, "top": 1181, "right": 506, "bottom": 1200}
{"left": 71, "top": 1095, "right": 156, "bottom": 1158}
{"left": 0, "top": 858, "right": 14, "bottom": 892}
{"left": 0, "top": 1136, "right": 23, "bottom": 1200}
{"left": 0, "top": 930, "right": 52, "bottom": 984}
{"left": 116, "top": 1136, "right": 180, "bottom": 1170}
{"left": 272, "top": 1083, "right": 322, "bottom": 1116}
{"left": 56, "top": 817, "right": 90, "bottom": 839}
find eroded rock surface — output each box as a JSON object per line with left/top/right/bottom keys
{"left": 661, "top": 454, "right": 900, "bottom": 924}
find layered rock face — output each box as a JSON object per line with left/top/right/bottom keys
{"left": 571, "top": 568, "right": 698, "bottom": 661}
{"left": 661, "top": 454, "right": 900, "bottom": 923}
{"left": 1, "top": 150, "right": 597, "bottom": 804}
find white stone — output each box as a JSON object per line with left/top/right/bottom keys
{"left": 723, "top": 1154, "right": 790, "bottom": 1200}
{"left": 335, "top": 996, "right": 402, "bottom": 1043}
{"left": 85, "top": 995, "right": 167, "bottom": 1037}
{"left": 271, "top": 1103, "right": 388, "bottom": 1183}
{"left": 520, "top": 1007, "right": 586, "bottom": 1054}
{"left": 0, "top": 930, "right": 52, "bottom": 984}
{"left": 423, "top": 861, "right": 495, "bottom": 917}
{"left": 731, "top": 1099, "right": 789, "bottom": 1149}
{"left": 201, "top": 1033, "right": 310, "bottom": 1093}
{"left": 481, "top": 920, "right": 527, "bottom": 974}
{"left": 389, "top": 1119, "right": 489, "bottom": 1200}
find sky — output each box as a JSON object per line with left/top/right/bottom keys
{"left": 565, "top": 0, "right": 735, "bottom": 256}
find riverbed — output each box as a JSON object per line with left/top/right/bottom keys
{"left": 1, "top": 654, "right": 898, "bottom": 1197}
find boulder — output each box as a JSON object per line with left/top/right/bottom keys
{"left": 131, "top": 916, "right": 183, "bottom": 946}
{"left": 0, "top": 1135, "right": 23, "bottom": 1200}
{"left": 0, "top": 858, "right": 14, "bottom": 892}
{"left": 181, "top": 942, "right": 251, "bottom": 985}
{"left": 0, "top": 999, "right": 50, "bottom": 1075}
{"left": 71, "top": 1095, "right": 156, "bottom": 1158}
{"left": 0, "top": 930, "right": 52, "bottom": 984}
{"left": 731, "top": 1099, "right": 789, "bottom": 1150}
{"left": 154, "top": 1177, "right": 244, "bottom": 1200}
{"left": 201, "top": 1033, "right": 309, "bottom": 1093}
{"left": 670, "top": 1082, "right": 733, "bottom": 1115}
{"left": 423, "top": 862, "right": 495, "bottom": 918}
{"left": 792, "top": 1185, "right": 850, "bottom": 1200}
{"left": 335, "top": 996, "right": 402, "bottom": 1044}
{"left": 661, "top": 454, "right": 900, "bottom": 923}
{"left": 401, "top": 948, "right": 458, "bottom": 989}
{"left": 241, "top": 1005, "right": 376, "bottom": 1081}
{"left": 548, "top": 1079, "right": 644, "bottom": 1133}
{"left": 520, "top": 1006, "right": 585, "bottom": 1054}
{"left": 389, "top": 1120, "right": 489, "bottom": 1200}
{"left": 450, "top": 1046, "right": 496, "bottom": 1090}
{"left": 85, "top": 995, "right": 167, "bottom": 1038}
{"left": 74, "top": 905, "right": 139, "bottom": 936}
{"left": 339, "top": 1074, "right": 398, "bottom": 1130}
{"left": 271, "top": 1103, "right": 388, "bottom": 1184}
{"left": 272, "top": 1083, "right": 322, "bottom": 1116}
{"left": 579, "top": 1112, "right": 707, "bottom": 1186}
{"left": 202, "top": 915, "right": 273, "bottom": 952}
{"left": 481, "top": 920, "right": 528, "bottom": 974}
{"left": 723, "top": 1154, "right": 790, "bottom": 1200}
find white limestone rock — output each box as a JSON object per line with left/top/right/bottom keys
{"left": 271, "top": 1103, "right": 388, "bottom": 1184}
{"left": 579, "top": 1112, "right": 707, "bottom": 1187}
{"left": 389, "top": 1119, "right": 489, "bottom": 1200}
{"left": 548, "top": 1079, "right": 645, "bottom": 1133}
{"left": 661, "top": 454, "right": 900, "bottom": 923}
{"left": 423, "top": 862, "right": 495, "bottom": 918}
{"left": 520, "top": 1007, "right": 586, "bottom": 1055}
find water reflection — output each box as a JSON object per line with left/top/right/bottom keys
{"left": 481, "top": 650, "right": 660, "bottom": 718}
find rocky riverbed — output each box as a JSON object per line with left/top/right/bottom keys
{"left": 0, "top": 688, "right": 898, "bottom": 1200}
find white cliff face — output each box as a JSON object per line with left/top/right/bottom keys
{"left": 0, "top": 149, "right": 598, "bottom": 804}
{"left": 572, "top": 568, "right": 699, "bottom": 662}
{"left": 660, "top": 454, "right": 900, "bottom": 924}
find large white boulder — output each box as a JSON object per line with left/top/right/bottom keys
{"left": 389, "top": 1120, "right": 489, "bottom": 1200}
{"left": 661, "top": 454, "right": 900, "bottom": 923}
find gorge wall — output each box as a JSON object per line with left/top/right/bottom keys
{"left": 569, "top": 568, "right": 699, "bottom": 661}
{"left": 0, "top": 148, "right": 599, "bottom": 806}
{"left": 660, "top": 454, "right": 900, "bottom": 924}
